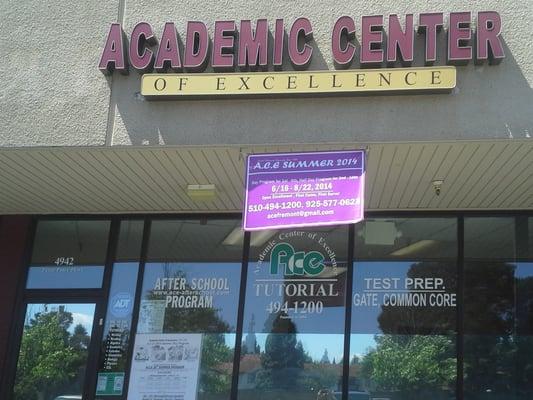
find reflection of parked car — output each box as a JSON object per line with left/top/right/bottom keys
{"left": 54, "top": 396, "right": 82, "bottom": 400}
{"left": 333, "top": 391, "right": 370, "bottom": 400}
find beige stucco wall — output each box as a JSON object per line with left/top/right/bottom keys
{"left": 0, "top": 0, "right": 120, "bottom": 146}
{"left": 1, "top": 0, "right": 532, "bottom": 147}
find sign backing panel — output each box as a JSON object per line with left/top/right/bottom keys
{"left": 141, "top": 67, "right": 456, "bottom": 99}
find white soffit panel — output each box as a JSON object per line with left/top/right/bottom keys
{"left": 0, "top": 140, "right": 531, "bottom": 214}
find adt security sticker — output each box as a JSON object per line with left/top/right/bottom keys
{"left": 110, "top": 292, "right": 133, "bottom": 318}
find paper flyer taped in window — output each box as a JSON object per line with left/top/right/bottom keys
{"left": 128, "top": 333, "right": 203, "bottom": 400}
{"left": 137, "top": 300, "right": 166, "bottom": 333}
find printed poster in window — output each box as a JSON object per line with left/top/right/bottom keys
{"left": 128, "top": 333, "right": 202, "bottom": 400}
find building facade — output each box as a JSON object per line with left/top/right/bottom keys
{"left": 0, "top": 0, "right": 532, "bottom": 399}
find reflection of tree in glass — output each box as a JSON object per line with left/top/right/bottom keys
{"left": 70, "top": 324, "right": 90, "bottom": 350}
{"left": 254, "top": 312, "right": 339, "bottom": 397}
{"left": 320, "top": 349, "right": 330, "bottom": 364}
{"left": 361, "top": 335, "right": 456, "bottom": 398}
{"left": 14, "top": 307, "right": 90, "bottom": 400}
{"left": 377, "top": 262, "right": 456, "bottom": 335}
{"left": 255, "top": 312, "right": 307, "bottom": 390}
{"left": 514, "top": 273, "right": 533, "bottom": 396}
{"left": 361, "top": 262, "right": 457, "bottom": 398}
{"left": 199, "top": 334, "right": 234, "bottom": 397}
{"left": 464, "top": 262, "right": 533, "bottom": 398}
{"left": 464, "top": 262, "right": 514, "bottom": 335}
{"left": 242, "top": 314, "right": 261, "bottom": 355}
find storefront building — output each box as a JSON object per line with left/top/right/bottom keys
{"left": 0, "top": 1, "right": 532, "bottom": 400}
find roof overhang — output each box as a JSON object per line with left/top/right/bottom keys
{"left": 0, "top": 139, "right": 531, "bottom": 215}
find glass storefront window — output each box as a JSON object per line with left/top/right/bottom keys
{"left": 464, "top": 217, "right": 533, "bottom": 400}
{"left": 13, "top": 303, "right": 96, "bottom": 400}
{"left": 350, "top": 218, "right": 457, "bottom": 400}
{"left": 128, "top": 219, "right": 243, "bottom": 400}
{"left": 354, "top": 217, "right": 457, "bottom": 260}
{"left": 27, "top": 220, "right": 110, "bottom": 289}
{"left": 8, "top": 215, "right": 533, "bottom": 400}
{"left": 464, "top": 217, "right": 515, "bottom": 260}
{"left": 238, "top": 226, "right": 348, "bottom": 400}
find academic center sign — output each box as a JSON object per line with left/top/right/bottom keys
{"left": 99, "top": 11, "right": 504, "bottom": 98}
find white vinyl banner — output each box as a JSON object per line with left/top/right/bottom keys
{"left": 128, "top": 333, "right": 203, "bottom": 400}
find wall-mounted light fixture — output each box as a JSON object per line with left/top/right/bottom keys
{"left": 187, "top": 184, "right": 217, "bottom": 201}
{"left": 222, "top": 228, "right": 277, "bottom": 247}
{"left": 390, "top": 239, "right": 438, "bottom": 256}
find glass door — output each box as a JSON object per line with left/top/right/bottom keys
{"left": 12, "top": 301, "right": 100, "bottom": 400}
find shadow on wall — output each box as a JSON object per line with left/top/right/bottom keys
{"left": 110, "top": 34, "right": 533, "bottom": 146}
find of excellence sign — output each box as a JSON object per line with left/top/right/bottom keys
{"left": 140, "top": 67, "right": 456, "bottom": 98}
{"left": 243, "top": 150, "right": 365, "bottom": 231}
